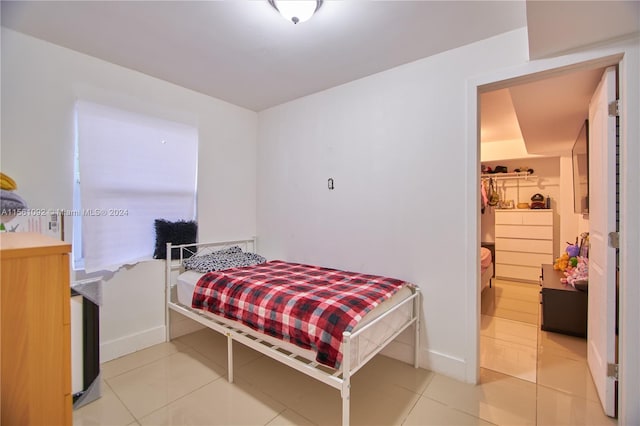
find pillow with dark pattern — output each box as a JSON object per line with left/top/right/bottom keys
{"left": 153, "top": 219, "right": 197, "bottom": 259}
{"left": 183, "top": 247, "right": 266, "bottom": 273}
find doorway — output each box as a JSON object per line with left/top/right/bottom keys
{"left": 475, "top": 57, "right": 621, "bottom": 417}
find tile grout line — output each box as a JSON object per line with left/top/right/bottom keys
{"left": 101, "top": 341, "right": 190, "bottom": 381}
{"left": 131, "top": 375, "right": 227, "bottom": 424}
{"left": 101, "top": 379, "right": 141, "bottom": 425}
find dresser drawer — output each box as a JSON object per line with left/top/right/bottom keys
{"left": 495, "top": 211, "right": 526, "bottom": 225}
{"left": 495, "top": 224, "right": 553, "bottom": 240}
{"left": 495, "top": 238, "right": 553, "bottom": 254}
{"left": 495, "top": 264, "right": 541, "bottom": 282}
{"left": 495, "top": 210, "right": 552, "bottom": 225}
{"left": 522, "top": 211, "right": 552, "bottom": 225}
{"left": 496, "top": 251, "right": 553, "bottom": 268}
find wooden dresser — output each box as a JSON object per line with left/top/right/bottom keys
{"left": 1, "top": 233, "right": 72, "bottom": 426}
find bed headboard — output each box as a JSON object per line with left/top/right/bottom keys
{"left": 166, "top": 238, "right": 257, "bottom": 264}
{"left": 164, "top": 238, "right": 258, "bottom": 295}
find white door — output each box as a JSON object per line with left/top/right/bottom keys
{"left": 587, "top": 66, "right": 617, "bottom": 417}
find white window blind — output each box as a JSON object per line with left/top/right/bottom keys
{"left": 74, "top": 101, "right": 198, "bottom": 273}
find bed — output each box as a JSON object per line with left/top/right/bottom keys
{"left": 164, "top": 239, "right": 421, "bottom": 426}
{"left": 481, "top": 243, "right": 495, "bottom": 291}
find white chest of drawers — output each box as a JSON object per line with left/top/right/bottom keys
{"left": 494, "top": 209, "right": 554, "bottom": 283}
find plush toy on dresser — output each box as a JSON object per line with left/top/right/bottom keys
{"left": 554, "top": 238, "right": 589, "bottom": 291}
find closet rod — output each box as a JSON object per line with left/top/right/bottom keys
{"left": 480, "top": 173, "right": 538, "bottom": 181}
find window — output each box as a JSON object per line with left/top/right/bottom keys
{"left": 74, "top": 101, "right": 198, "bottom": 273}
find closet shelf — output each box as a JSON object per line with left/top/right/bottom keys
{"left": 481, "top": 172, "right": 538, "bottom": 181}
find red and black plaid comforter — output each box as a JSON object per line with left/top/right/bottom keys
{"left": 192, "top": 260, "right": 410, "bottom": 369}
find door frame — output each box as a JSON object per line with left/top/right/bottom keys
{"left": 465, "top": 39, "right": 640, "bottom": 425}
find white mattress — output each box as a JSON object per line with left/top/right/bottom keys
{"left": 175, "top": 270, "right": 414, "bottom": 369}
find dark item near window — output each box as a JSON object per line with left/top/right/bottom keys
{"left": 153, "top": 219, "right": 197, "bottom": 259}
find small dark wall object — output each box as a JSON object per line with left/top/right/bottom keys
{"left": 154, "top": 219, "right": 197, "bottom": 259}
{"left": 328, "top": 178, "right": 334, "bottom": 190}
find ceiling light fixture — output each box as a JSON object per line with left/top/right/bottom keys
{"left": 268, "top": 0, "right": 323, "bottom": 24}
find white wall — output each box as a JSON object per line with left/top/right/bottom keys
{"left": 257, "top": 31, "right": 640, "bottom": 425}
{"left": 1, "top": 28, "right": 258, "bottom": 361}
{"left": 257, "top": 28, "right": 531, "bottom": 379}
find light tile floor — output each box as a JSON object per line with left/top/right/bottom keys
{"left": 75, "top": 279, "right": 616, "bottom": 425}
{"left": 481, "top": 279, "right": 540, "bottom": 326}
{"left": 480, "top": 279, "right": 540, "bottom": 381}
{"left": 478, "top": 278, "right": 615, "bottom": 425}
{"left": 480, "top": 314, "right": 538, "bottom": 383}
{"left": 75, "top": 327, "right": 616, "bottom": 425}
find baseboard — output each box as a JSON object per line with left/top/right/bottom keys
{"left": 382, "top": 340, "right": 468, "bottom": 382}
{"left": 422, "top": 348, "right": 468, "bottom": 382}
{"left": 100, "top": 325, "right": 166, "bottom": 362}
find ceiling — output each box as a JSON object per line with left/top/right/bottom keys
{"left": 2, "top": 1, "right": 638, "bottom": 156}
{"left": 1, "top": 0, "right": 527, "bottom": 112}
{"left": 480, "top": 66, "right": 605, "bottom": 156}
{"left": 508, "top": 67, "right": 606, "bottom": 154}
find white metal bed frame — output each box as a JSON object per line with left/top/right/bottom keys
{"left": 164, "top": 239, "right": 421, "bottom": 426}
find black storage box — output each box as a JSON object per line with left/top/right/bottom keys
{"left": 540, "top": 264, "right": 588, "bottom": 338}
